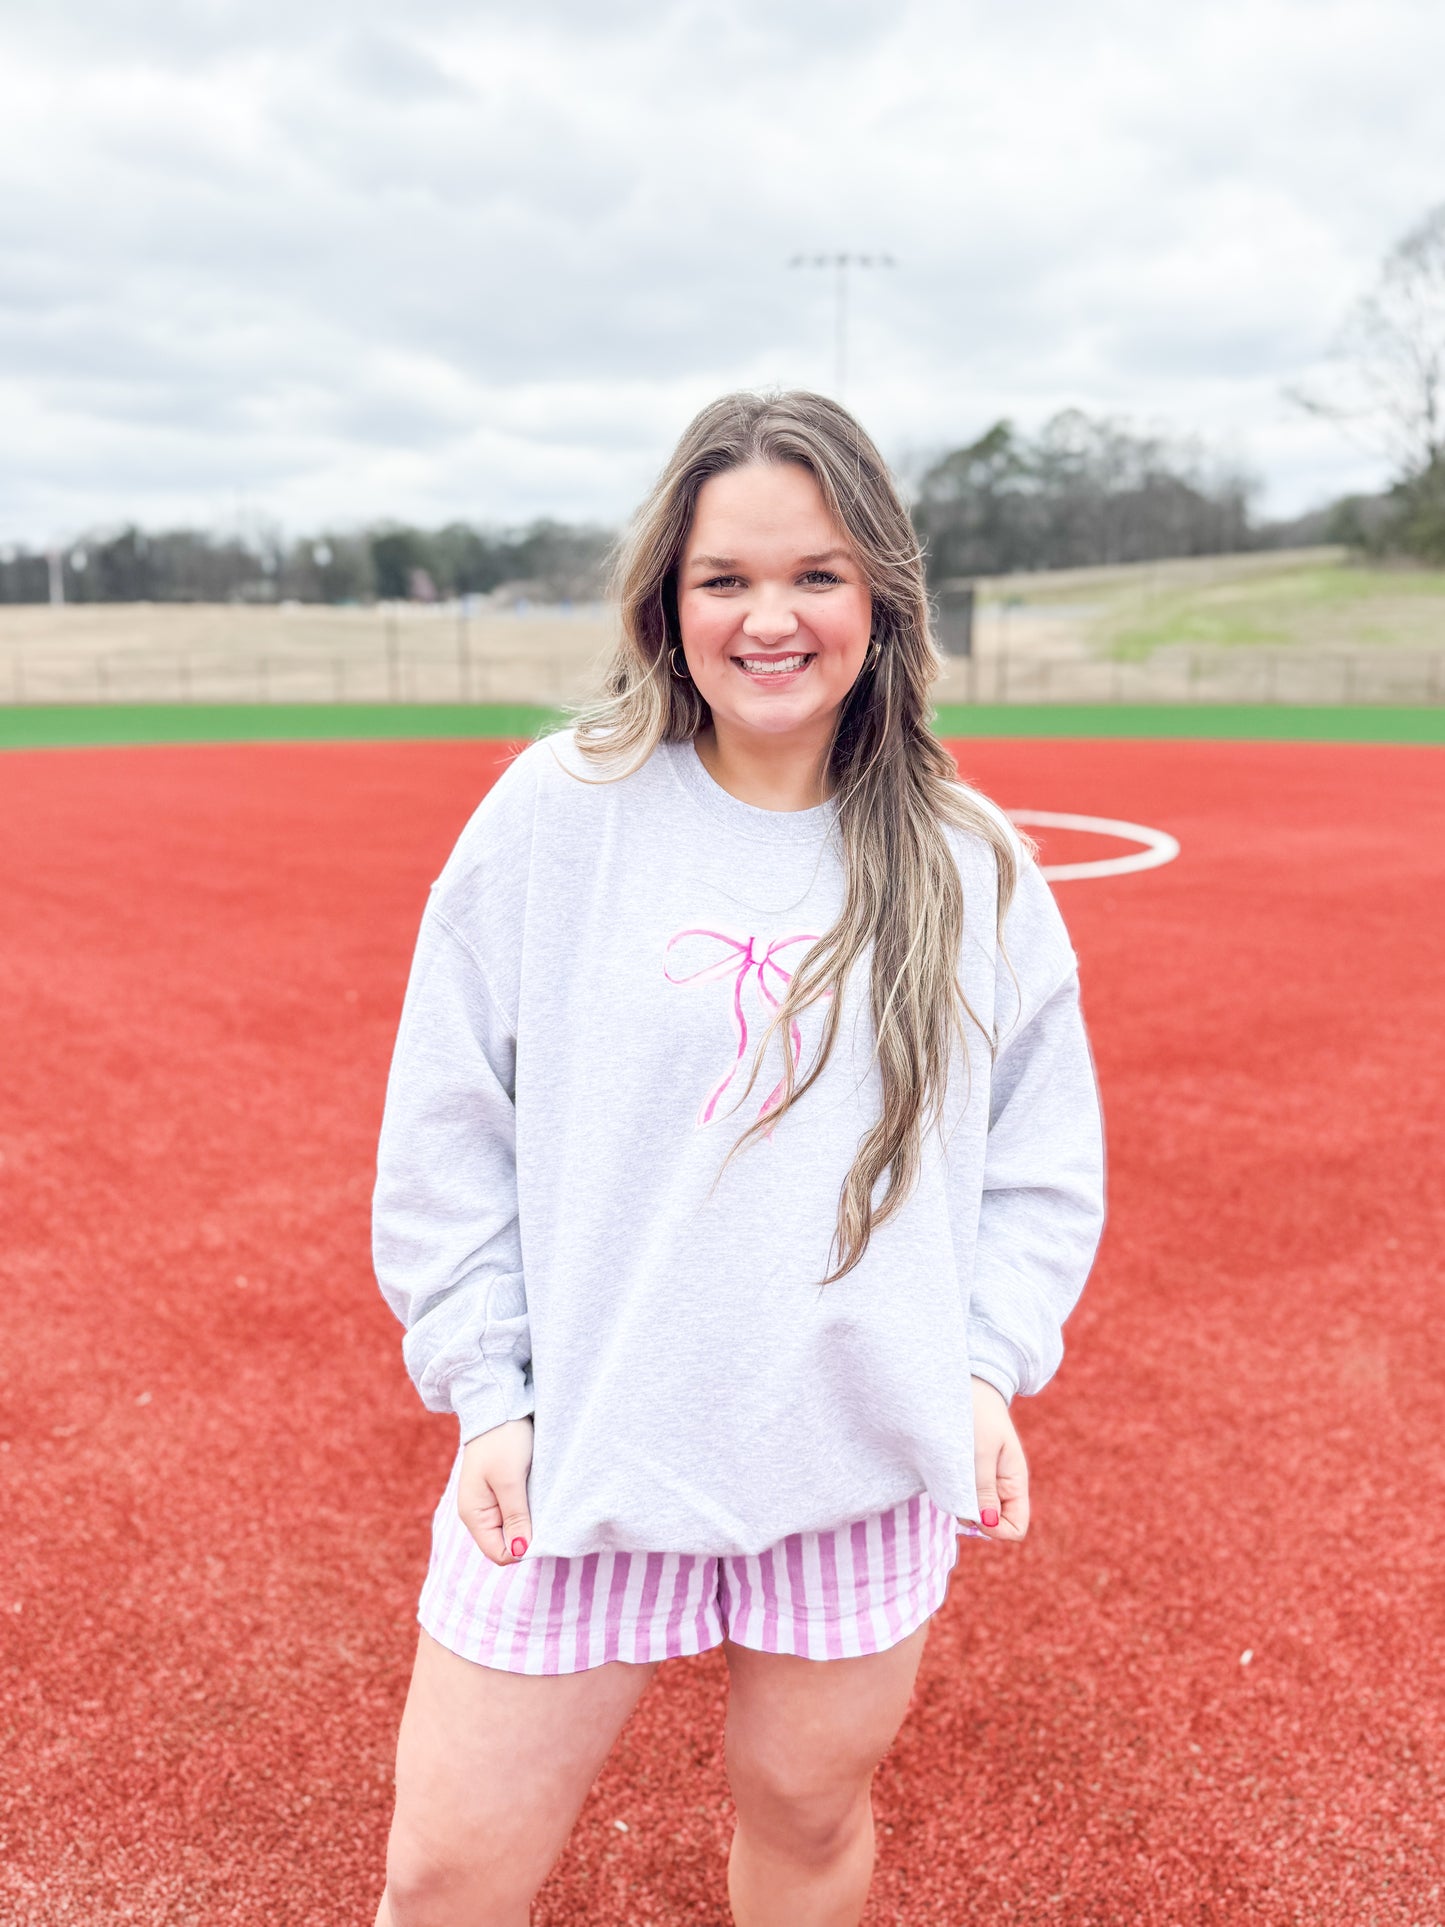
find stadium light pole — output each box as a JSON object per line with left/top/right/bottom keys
{"left": 788, "top": 252, "right": 896, "bottom": 402}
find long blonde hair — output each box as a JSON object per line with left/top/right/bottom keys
{"left": 559, "top": 389, "right": 1022, "bottom": 1285}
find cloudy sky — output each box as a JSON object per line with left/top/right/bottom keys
{"left": 1, "top": 0, "right": 1441, "bottom": 544}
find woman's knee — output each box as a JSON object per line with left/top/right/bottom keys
{"left": 383, "top": 1831, "right": 468, "bottom": 1927}
{"left": 726, "top": 1744, "right": 875, "bottom": 1865}
{"left": 383, "top": 1822, "right": 525, "bottom": 1927}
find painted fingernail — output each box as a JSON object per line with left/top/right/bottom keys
{"left": 980, "top": 1508, "right": 1000, "bottom": 1528}
{"left": 510, "top": 1537, "right": 528, "bottom": 1558}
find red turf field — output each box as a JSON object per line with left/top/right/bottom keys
{"left": 2, "top": 737, "right": 1442, "bottom": 1926}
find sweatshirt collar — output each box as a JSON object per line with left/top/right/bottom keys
{"left": 663, "top": 735, "right": 839, "bottom": 846}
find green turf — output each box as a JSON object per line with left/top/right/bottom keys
{"left": 1, "top": 700, "right": 1443, "bottom": 751}
{"left": 929, "top": 704, "right": 1445, "bottom": 742}
{"left": 0, "top": 703, "right": 562, "bottom": 749}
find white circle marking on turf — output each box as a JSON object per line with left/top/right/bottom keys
{"left": 1007, "top": 810, "right": 1181, "bottom": 883}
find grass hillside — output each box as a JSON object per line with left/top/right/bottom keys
{"left": 1077, "top": 556, "right": 1445, "bottom": 659}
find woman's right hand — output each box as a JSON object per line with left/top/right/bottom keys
{"left": 458, "top": 1416, "right": 535, "bottom": 1565}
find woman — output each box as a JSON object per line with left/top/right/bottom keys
{"left": 371, "top": 389, "right": 1105, "bottom": 1925}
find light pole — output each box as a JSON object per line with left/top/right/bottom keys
{"left": 788, "top": 252, "right": 896, "bottom": 401}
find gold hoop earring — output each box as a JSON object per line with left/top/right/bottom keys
{"left": 669, "top": 644, "right": 688, "bottom": 678}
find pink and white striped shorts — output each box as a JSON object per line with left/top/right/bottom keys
{"left": 418, "top": 1457, "right": 970, "bottom": 1676}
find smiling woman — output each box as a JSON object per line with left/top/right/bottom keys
{"left": 369, "top": 390, "right": 1105, "bottom": 1927}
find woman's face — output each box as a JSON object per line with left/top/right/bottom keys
{"left": 675, "top": 460, "right": 873, "bottom": 745}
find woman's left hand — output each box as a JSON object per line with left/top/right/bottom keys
{"left": 970, "top": 1375, "right": 1030, "bottom": 1541}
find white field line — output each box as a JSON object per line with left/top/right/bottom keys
{"left": 1007, "top": 809, "right": 1181, "bottom": 883}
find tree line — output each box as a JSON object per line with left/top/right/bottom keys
{"left": 0, "top": 518, "right": 615, "bottom": 608}
{"left": 0, "top": 436, "right": 1370, "bottom": 609}
{"left": 909, "top": 410, "right": 1259, "bottom": 580}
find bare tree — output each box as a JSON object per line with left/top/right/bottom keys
{"left": 1289, "top": 204, "right": 1445, "bottom": 529}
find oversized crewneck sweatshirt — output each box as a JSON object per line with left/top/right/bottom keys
{"left": 372, "top": 727, "right": 1105, "bottom": 1558}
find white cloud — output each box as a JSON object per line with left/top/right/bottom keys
{"left": 1, "top": 0, "right": 1441, "bottom": 542}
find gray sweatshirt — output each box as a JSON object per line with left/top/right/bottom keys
{"left": 372, "top": 728, "right": 1105, "bottom": 1557}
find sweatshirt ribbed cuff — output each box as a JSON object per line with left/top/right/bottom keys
{"left": 965, "top": 1318, "right": 1030, "bottom": 1406}
{"left": 451, "top": 1368, "right": 536, "bottom": 1448}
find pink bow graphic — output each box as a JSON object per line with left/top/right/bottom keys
{"left": 663, "top": 928, "right": 826, "bottom": 1129}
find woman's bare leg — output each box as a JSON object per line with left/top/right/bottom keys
{"left": 722, "top": 1620, "right": 930, "bottom": 1927}
{"left": 375, "top": 1627, "right": 659, "bottom": 1927}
